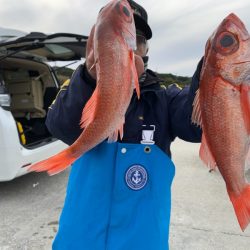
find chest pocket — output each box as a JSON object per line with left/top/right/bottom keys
{"left": 113, "top": 143, "right": 175, "bottom": 198}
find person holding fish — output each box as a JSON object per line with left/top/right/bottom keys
{"left": 29, "top": 0, "right": 202, "bottom": 249}
{"left": 28, "top": 0, "right": 250, "bottom": 249}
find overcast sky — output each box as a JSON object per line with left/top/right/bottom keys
{"left": 0, "top": 0, "right": 250, "bottom": 76}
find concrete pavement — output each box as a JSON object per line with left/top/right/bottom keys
{"left": 170, "top": 139, "right": 250, "bottom": 250}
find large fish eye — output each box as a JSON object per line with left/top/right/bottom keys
{"left": 115, "top": 2, "right": 132, "bottom": 23}
{"left": 220, "top": 34, "right": 235, "bottom": 47}
{"left": 215, "top": 32, "right": 239, "bottom": 55}
{"left": 123, "top": 6, "right": 130, "bottom": 17}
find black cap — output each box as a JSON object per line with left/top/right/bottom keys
{"left": 128, "top": 0, "right": 152, "bottom": 40}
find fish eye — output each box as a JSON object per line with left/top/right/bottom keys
{"left": 215, "top": 32, "right": 239, "bottom": 55}
{"left": 220, "top": 34, "right": 235, "bottom": 48}
{"left": 115, "top": 2, "right": 132, "bottom": 23}
{"left": 123, "top": 6, "right": 130, "bottom": 17}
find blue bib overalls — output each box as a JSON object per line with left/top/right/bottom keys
{"left": 46, "top": 59, "right": 203, "bottom": 250}
{"left": 53, "top": 141, "right": 175, "bottom": 250}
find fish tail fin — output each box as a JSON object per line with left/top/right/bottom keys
{"left": 228, "top": 185, "right": 250, "bottom": 231}
{"left": 28, "top": 149, "right": 77, "bottom": 176}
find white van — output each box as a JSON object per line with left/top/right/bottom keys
{"left": 0, "top": 31, "right": 87, "bottom": 181}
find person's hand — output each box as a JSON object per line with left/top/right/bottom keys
{"left": 85, "top": 25, "right": 145, "bottom": 80}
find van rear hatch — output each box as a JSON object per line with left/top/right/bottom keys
{"left": 0, "top": 32, "right": 88, "bottom": 61}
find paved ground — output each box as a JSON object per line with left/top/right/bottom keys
{"left": 0, "top": 139, "right": 250, "bottom": 250}
{"left": 170, "top": 140, "right": 250, "bottom": 250}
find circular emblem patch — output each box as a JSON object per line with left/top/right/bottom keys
{"left": 125, "top": 165, "right": 148, "bottom": 190}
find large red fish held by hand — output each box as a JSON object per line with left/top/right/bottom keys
{"left": 192, "top": 13, "right": 250, "bottom": 231}
{"left": 29, "top": 0, "right": 142, "bottom": 175}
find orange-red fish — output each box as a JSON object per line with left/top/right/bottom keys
{"left": 29, "top": 0, "right": 140, "bottom": 175}
{"left": 192, "top": 13, "right": 250, "bottom": 231}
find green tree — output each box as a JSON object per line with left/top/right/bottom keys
{"left": 158, "top": 73, "right": 192, "bottom": 88}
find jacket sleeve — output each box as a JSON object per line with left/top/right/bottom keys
{"left": 167, "top": 58, "right": 203, "bottom": 142}
{"left": 45, "top": 64, "right": 96, "bottom": 145}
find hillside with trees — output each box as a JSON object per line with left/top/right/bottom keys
{"left": 158, "top": 73, "right": 192, "bottom": 88}
{"left": 54, "top": 66, "right": 192, "bottom": 88}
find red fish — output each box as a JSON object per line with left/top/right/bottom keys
{"left": 192, "top": 13, "right": 250, "bottom": 231}
{"left": 29, "top": 0, "right": 140, "bottom": 175}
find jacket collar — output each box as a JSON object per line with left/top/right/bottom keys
{"left": 139, "top": 69, "right": 164, "bottom": 89}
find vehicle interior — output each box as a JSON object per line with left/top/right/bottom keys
{"left": 0, "top": 57, "right": 59, "bottom": 148}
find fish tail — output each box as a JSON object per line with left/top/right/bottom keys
{"left": 228, "top": 185, "right": 250, "bottom": 231}
{"left": 28, "top": 149, "right": 77, "bottom": 176}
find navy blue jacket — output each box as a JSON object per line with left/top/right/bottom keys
{"left": 46, "top": 60, "right": 202, "bottom": 157}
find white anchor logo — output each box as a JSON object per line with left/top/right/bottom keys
{"left": 132, "top": 170, "right": 142, "bottom": 184}
{"left": 125, "top": 165, "right": 148, "bottom": 190}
